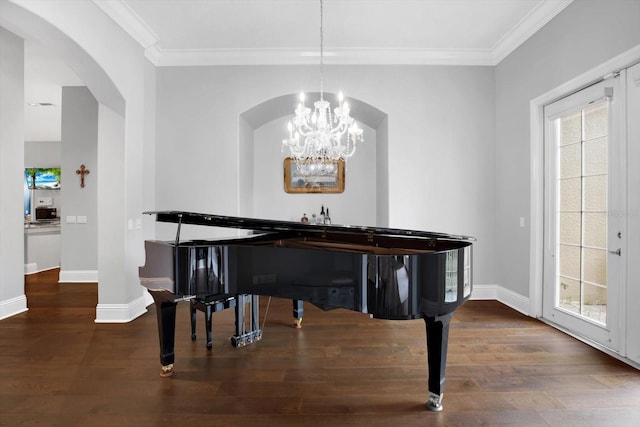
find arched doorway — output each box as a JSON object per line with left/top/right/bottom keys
{"left": 0, "top": 0, "right": 149, "bottom": 323}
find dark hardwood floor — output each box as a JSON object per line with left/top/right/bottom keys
{"left": 1, "top": 269, "right": 639, "bottom": 426}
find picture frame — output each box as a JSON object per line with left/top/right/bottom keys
{"left": 283, "top": 157, "right": 345, "bottom": 193}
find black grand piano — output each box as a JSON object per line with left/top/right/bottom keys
{"left": 139, "top": 211, "right": 474, "bottom": 411}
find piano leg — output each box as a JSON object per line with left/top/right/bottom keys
{"left": 423, "top": 312, "right": 453, "bottom": 412}
{"left": 205, "top": 304, "right": 213, "bottom": 349}
{"left": 292, "top": 299, "right": 304, "bottom": 328}
{"left": 149, "top": 291, "right": 177, "bottom": 378}
{"left": 190, "top": 301, "right": 197, "bottom": 341}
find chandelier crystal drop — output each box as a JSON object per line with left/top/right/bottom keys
{"left": 282, "top": 0, "right": 363, "bottom": 174}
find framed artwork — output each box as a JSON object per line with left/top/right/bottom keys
{"left": 25, "top": 167, "right": 61, "bottom": 190}
{"left": 283, "top": 157, "right": 345, "bottom": 193}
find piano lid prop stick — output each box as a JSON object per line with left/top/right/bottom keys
{"left": 174, "top": 213, "right": 183, "bottom": 246}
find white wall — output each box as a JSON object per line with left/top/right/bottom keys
{"left": 238, "top": 116, "right": 254, "bottom": 219}
{"left": 0, "top": 27, "right": 26, "bottom": 319}
{"left": 24, "top": 141, "right": 60, "bottom": 165}
{"left": 1, "top": 0, "right": 152, "bottom": 322}
{"left": 60, "top": 86, "right": 98, "bottom": 278}
{"left": 155, "top": 65, "right": 496, "bottom": 285}
{"left": 495, "top": 0, "right": 640, "bottom": 297}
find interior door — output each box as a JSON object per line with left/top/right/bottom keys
{"left": 542, "top": 76, "right": 625, "bottom": 352}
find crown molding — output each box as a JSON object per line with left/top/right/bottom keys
{"left": 146, "top": 47, "right": 496, "bottom": 67}
{"left": 492, "top": 0, "right": 574, "bottom": 64}
{"left": 100, "top": 0, "right": 574, "bottom": 67}
{"left": 92, "top": 0, "right": 158, "bottom": 48}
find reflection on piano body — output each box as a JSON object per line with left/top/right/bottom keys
{"left": 139, "top": 211, "right": 474, "bottom": 411}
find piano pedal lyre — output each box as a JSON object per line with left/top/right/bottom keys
{"left": 230, "top": 294, "right": 262, "bottom": 348}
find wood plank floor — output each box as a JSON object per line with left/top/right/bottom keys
{"left": 1, "top": 269, "right": 639, "bottom": 426}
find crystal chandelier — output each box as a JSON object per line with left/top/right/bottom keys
{"left": 282, "top": 0, "right": 363, "bottom": 174}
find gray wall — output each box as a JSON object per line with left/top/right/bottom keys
{"left": 24, "top": 141, "right": 61, "bottom": 165}
{"left": 155, "top": 65, "right": 497, "bottom": 285}
{"left": 252, "top": 116, "right": 377, "bottom": 225}
{"left": 60, "top": 86, "right": 98, "bottom": 275}
{"left": 495, "top": 0, "right": 640, "bottom": 297}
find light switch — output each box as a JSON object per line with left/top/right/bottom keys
{"left": 77, "top": 216, "right": 87, "bottom": 224}
{"left": 519, "top": 217, "right": 525, "bottom": 227}
{"left": 66, "top": 216, "right": 77, "bottom": 223}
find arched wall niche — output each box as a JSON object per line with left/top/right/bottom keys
{"left": 239, "top": 93, "right": 389, "bottom": 227}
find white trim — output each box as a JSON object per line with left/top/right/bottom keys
{"left": 147, "top": 47, "right": 497, "bottom": 67}
{"left": 492, "top": 0, "right": 574, "bottom": 64}
{"left": 541, "top": 318, "right": 640, "bottom": 370}
{"left": 95, "top": 294, "right": 148, "bottom": 323}
{"left": 96, "top": 0, "right": 571, "bottom": 67}
{"left": 471, "top": 284, "right": 531, "bottom": 316}
{"left": 24, "top": 264, "right": 60, "bottom": 275}
{"left": 24, "top": 263, "right": 38, "bottom": 274}
{"left": 529, "top": 44, "right": 640, "bottom": 319}
{"left": 0, "top": 295, "right": 28, "bottom": 320}
{"left": 470, "top": 284, "right": 499, "bottom": 300}
{"left": 143, "top": 291, "right": 154, "bottom": 307}
{"left": 58, "top": 270, "right": 99, "bottom": 283}
{"left": 495, "top": 286, "right": 532, "bottom": 317}
{"left": 92, "top": 0, "right": 158, "bottom": 48}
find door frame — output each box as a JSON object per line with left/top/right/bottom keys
{"left": 529, "top": 46, "right": 640, "bottom": 359}
{"left": 542, "top": 77, "right": 624, "bottom": 351}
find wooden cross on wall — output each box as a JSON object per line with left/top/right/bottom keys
{"left": 75, "top": 164, "right": 90, "bottom": 188}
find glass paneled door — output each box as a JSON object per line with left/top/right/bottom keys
{"left": 543, "top": 77, "right": 624, "bottom": 352}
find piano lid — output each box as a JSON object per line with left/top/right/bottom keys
{"left": 144, "top": 211, "right": 475, "bottom": 250}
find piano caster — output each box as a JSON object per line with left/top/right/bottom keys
{"left": 160, "top": 364, "right": 175, "bottom": 378}
{"left": 425, "top": 393, "right": 443, "bottom": 412}
{"left": 292, "top": 318, "right": 303, "bottom": 328}
{"left": 191, "top": 333, "right": 196, "bottom": 341}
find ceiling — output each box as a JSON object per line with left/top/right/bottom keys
{"left": 24, "top": 0, "right": 574, "bottom": 141}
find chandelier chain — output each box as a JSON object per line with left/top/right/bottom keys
{"left": 320, "top": 0, "right": 324, "bottom": 101}
{"left": 281, "top": 0, "right": 363, "bottom": 175}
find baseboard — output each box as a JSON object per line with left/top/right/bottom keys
{"left": 471, "top": 284, "right": 531, "bottom": 316}
{"left": 95, "top": 293, "right": 148, "bottom": 323}
{"left": 143, "top": 291, "right": 154, "bottom": 307}
{"left": 24, "top": 263, "right": 38, "bottom": 275}
{"left": 469, "top": 284, "right": 498, "bottom": 300}
{"left": 0, "top": 295, "right": 28, "bottom": 320}
{"left": 24, "top": 265, "right": 60, "bottom": 275}
{"left": 58, "top": 270, "right": 98, "bottom": 283}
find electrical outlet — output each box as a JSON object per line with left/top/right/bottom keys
{"left": 37, "top": 197, "right": 53, "bottom": 206}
